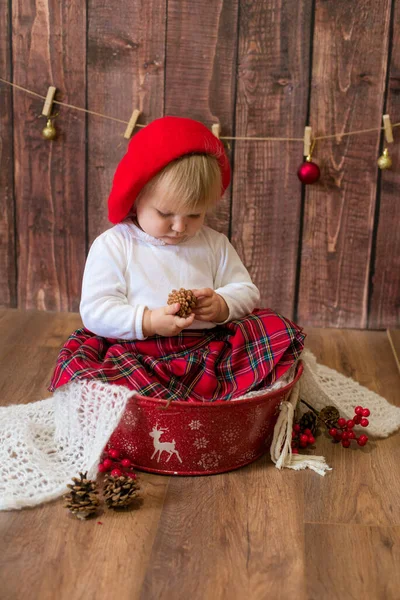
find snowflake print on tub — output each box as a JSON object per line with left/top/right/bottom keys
{"left": 197, "top": 451, "right": 222, "bottom": 470}
{"left": 193, "top": 437, "right": 209, "bottom": 450}
{"left": 249, "top": 421, "right": 269, "bottom": 441}
{"left": 228, "top": 445, "right": 238, "bottom": 455}
{"left": 188, "top": 420, "right": 202, "bottom": 430}
{"left": 221, "top": 428, "right": 240, "bottom": 444}
{"left": 121, "top": 411, "right": 139, "bottom": 428}
{"left": 247, "top": 406, "right": 269, "bottom": 440}
{"left": 246, "top": 405, "right": 264, "bottom": 425}
{"left": 241, "top": 450, "right": 257, "bottom": 461}
{"left": 122, "top": 442, "right": 138, "bottom": 456}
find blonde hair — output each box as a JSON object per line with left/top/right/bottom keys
{"left": 136, "top": 154, "right": 223, "bottom": 213}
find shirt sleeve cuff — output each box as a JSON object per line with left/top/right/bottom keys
{"left": 134, "top": 304, "right": 147, "bottom": 340}
{"left": 214, "top": 291, "right": 233, "bottom": 324}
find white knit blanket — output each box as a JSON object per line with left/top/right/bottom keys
{"left": 0, "top": 349, "right": 399, "bottom": 510}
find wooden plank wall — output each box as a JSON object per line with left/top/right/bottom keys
{"left": 233, "top": 0, "right": 312, "bottom": 318}
{"left": 298, "top": 0, "right": 394, "bottom": 328}
{"left": 0, "top": 0, "right": 399, "bottom": 329}
{"left": 0, "top": 0, "right": 16, "bottom": 307}
{"left": 11, "top": 1, "right": 86, "bottom": 312}
{"left": 369, "top": 0, "right": 400, "bottom": 328}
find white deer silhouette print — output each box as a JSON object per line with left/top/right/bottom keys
{"left": 149, "top": 425, "right": 183, "bottom": 463}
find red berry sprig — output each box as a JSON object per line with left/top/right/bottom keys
{"left": 328, "top": 405, "right": 370, "bottom": 448}
{"left": 291, "top": 424, "right": 316, "bottom": 454}
{"left": 98, "top": 447, "right": 137, "bottom": 480}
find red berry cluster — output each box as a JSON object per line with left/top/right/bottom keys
{"left": 98, "top": 447, "right": 137, "bottom": 479}
{"left": 291, "top": 424, "right": 315, "bottom": 454}
{"left": 328, "top": 406, "right": 370, "bottom": 448}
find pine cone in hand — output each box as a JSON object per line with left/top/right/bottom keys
{"left": 299, "top": 410, "right": 318, "bottom": 435}
{"left": 64, "top": 472, "right": 100, "bottom": 520}
{"left": 104, "top": 474, "right": 140, "bottom": 509}
{"left": 167, "top": 288, "right": 197, "bottom": 318}
{"left": 319, "top": 406, "right": 340, "bottom": 429}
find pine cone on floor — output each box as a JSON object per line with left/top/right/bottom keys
{"left": 319, "top": 406, "right": 340, "bottom": 429}
{"left": 299, "top": 410, "right": 318, "bottom": 435}
{"left": 64, "top": 472, "right": 100, "bottom": 520}
{"left": 167, "top": 288, "right": 197, "bottom": 318}
{"left": 103, "top": 474, "right": 140, "bottom": 509}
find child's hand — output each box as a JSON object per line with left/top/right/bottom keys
{"left": 192, "top": 288, "right": 229, "bottom": 323}
{"left": 143, "top": 304, "right": 195, "bottom": 337}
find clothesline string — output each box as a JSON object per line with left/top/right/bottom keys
{"left": 1, "top": 77, "right": 399, "bottom": 142}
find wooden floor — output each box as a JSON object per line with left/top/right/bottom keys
{"left": 0, "top": 309, "right": 399, "bottom": 600}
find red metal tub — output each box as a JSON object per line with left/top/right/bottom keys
{"left": 107, "top": 361, "right": 303, "bottom": 475}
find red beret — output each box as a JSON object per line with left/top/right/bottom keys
{"left": 108, "top": 116, "right": 231, "bottom": 224}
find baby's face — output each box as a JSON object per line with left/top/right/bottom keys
{"left": 135, "top": 184, "right": 206, "bottom": 245}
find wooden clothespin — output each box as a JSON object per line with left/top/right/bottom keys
{"left": 377, "top": 114, "right": 394, "bottom": 170}
{"left": 212, "top": 123, "right": 221, "bottom": 139}
{"left": 42, "top": 86, "right": 57, "bottom": 117}
{"left": 124, "top": 109, "right": 141, "bottom": 140}
{"left": 41, "top": 86, "right": 58, "bottom": 140}
{"left": 298, "top": 125, "right": 320, "bottom": 183}
{"left": 303, "top": 126, "right": 312, "bottom": 157}
{"left": 382, "top": 114, "right": 394, "bottom": 144}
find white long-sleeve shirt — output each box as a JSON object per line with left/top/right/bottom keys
{"left": 80, "top": 220, "right": 260, "bottom": 340}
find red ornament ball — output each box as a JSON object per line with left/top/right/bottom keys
{"left": 362, "top": 408, "right": 370, "bottom": 417}
{"left": 297, "top": 160, "right": 321, "bottom": 184}
{"left": 337, "top": 417, "right": 347, "bottom": 428}
{"left": 108, "top": 448, "right": 120, "bottom": 459}
{"left": 353, "top": 415, "right": 362, "bottom": 424}
{"left": 121, "top": 458, "right": 131, "bottom": 468}
{"left": 98, "top": 463, "right": 107, "bottom": 473}
{"left": 346, "top": 420, "right": 355, "bottom": 429}
{"left": 361, "top": 418, "right": 369, "bottom": 427}
{"left": 355, "top": 406, "right": 364, "bottom": 416}
{"left": 342, "top": 440, "right": 351, "bottom": 448}
{"left": 103, "top": 458, "right": 113, "bottom": 470}
{"left": 111, "top": 468, "right": 123, "bottom": 477}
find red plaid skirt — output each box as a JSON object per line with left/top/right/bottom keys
{"left": 49, "top": 309, "right": 305, "bottom": 402}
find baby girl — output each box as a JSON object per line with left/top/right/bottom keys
{"left": 49, "top": 116, "right": 305, "bottom": 401}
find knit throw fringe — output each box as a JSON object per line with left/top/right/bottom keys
{"left": 270, "top": 381, "right": 332, "bottom": 476}
{"left": 270, "top": 349, "right": 400, "bottom": 475}
{"left": 0, "top": 349, "right": 399, "bottom": 510}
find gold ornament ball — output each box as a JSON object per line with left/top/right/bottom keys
{"left": 42, "top": 119, "right": 57, "bottom": 140}
{"left": 377, "top": 148, "right": 392, "bottom": 170}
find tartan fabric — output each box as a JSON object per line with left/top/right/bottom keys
{"left": 48, "top": 309, "right": 305, "bottom": 402}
